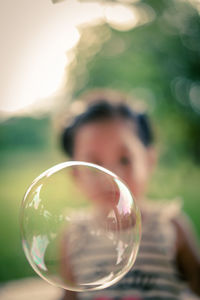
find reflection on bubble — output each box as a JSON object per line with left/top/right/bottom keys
{"left": 20, "top": 161, "right": 141, "bottom": 292}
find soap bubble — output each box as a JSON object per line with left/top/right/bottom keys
{"left": 20, "top": 161, "right": 141, "bottom": 292}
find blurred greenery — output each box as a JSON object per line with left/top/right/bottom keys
{"left": 66, "top": 0, "right": 200, "bottom": 161}
{"left": 0, "top": 0, "right": 200, "bottom": 284}
{"left": 0, "top": 117, "right": 65, "bottom": 282}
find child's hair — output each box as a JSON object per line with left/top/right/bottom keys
{"left": 61, "top": 92, "right": 153, "bottom": 157}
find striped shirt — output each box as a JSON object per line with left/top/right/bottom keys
{"left": 65, "top": 202, "right": 184, "bottom": 300}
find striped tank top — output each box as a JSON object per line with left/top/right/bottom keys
{"left": 74, "top": 201, "right": 184, "bottom": 300}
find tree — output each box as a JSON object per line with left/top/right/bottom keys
{"left": 64, "top": 0, "right": 200, "bottom": 162}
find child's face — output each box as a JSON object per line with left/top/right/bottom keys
{"left": 73, "top": 118, "right": 154, "bottom": 201}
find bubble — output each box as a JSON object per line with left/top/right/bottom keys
{"left": 20, "top": 161, "right": 141, "bottom": 292}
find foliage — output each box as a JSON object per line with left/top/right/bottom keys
{"left": 66, "top": 0, "right": 200, "bottom": 162}
{"left": 0, "top": 117, "right": 51, "bottom": 151}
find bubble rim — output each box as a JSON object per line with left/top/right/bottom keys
{"left": 20, "top": 161, "right": 142, "bottom": 292}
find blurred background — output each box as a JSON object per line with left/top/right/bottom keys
{"left": 0, "top": 0, "right": 200, "bottom": 285}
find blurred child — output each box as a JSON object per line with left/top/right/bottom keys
{"left": 60, "top": 89, "right": 200, "bottom": 300}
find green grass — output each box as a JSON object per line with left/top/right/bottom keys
{"left": 0, "top": 147, "right": 66, "bottom": 282}
{"left": 0, "top": 147, "right": 199, "bottom": 283}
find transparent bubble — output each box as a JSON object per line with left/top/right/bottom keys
{"left": 20, "top": 161, "right": 141, "bottom": 292}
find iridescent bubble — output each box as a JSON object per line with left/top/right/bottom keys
{"left": 20, "top": 161, "right": 141, "bottom": 292}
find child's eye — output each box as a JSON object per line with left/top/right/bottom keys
{"left": 119, "top": 156, "right": 131, "bottom": 166}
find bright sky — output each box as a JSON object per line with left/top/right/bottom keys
{"left": 0, "top": 0, "right": 106, "bottom": 116}
{"left": 0, "top": 0, "right": 199, "bottom": 117}
{"left": 0, "top": 0, "right": 157, "bottom": 117}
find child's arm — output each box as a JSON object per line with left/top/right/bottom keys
{"left": 172, "top": 214, "right": 200, "bottom": 296}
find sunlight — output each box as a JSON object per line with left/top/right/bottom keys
{"left": 0, "top": 0, "right": 153, "bottom": 116}
{"left": 2, "top": 26, "right": 80, "bottom": 114}
{"left": 104, "top": 3, "right": 138, "bottom": 31}
{"left": 0, "top": 0, "right": 106, "bottom": 116}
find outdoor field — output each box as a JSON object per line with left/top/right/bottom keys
{"left": 0, "top": 0, "right": 200, "bottom": 288}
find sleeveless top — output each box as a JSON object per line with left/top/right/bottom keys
{"left": 75, "top": 201, "right": 184, "bottom": 300}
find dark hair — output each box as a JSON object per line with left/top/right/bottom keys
{"left": 61, "top": 100, "right": 153, "bottom": 157}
